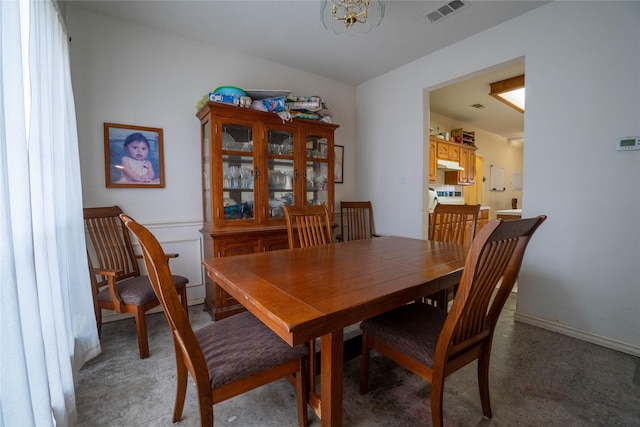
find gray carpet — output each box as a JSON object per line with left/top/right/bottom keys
{"left": 75, "top": 294, "right": 640, "bottom": 426}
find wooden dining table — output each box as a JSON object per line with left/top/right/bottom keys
{"left": 202, "top": 235, "right": 467, "bottom": 426}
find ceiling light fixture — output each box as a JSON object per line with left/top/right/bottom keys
{"left": 321, "top": 0, "right": 385, "bottom": 36}
{"left": 489, "top": 74, "right": 525, "bottom": 113}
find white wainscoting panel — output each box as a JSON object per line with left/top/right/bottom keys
{"left": 100, "top": 219, "right": 204, "bottom": 323}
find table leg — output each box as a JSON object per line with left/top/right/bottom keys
{"left": 321, "top": 329, "right": 344, "bottom": 426}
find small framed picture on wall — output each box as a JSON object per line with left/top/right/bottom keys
{"left": 104, "top": 122, "right": 165, "bottom": 188}
{"left": 334, "top": 144, "right": 344, "bottom": 184}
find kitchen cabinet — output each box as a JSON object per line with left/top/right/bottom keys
{"left": 458, "top": 146, "right": 469, "bottom": 183}
{"left": 197, "top": 101, "right": 339, "bottom": 320}
{"left": 466, "top": 148, "right": 476, "bottom": 183}
{"left": 451, "top": 145, "right": 476, "bottom": 185}
{"left": 429, "top": 139, "right": 437, "bottom": 182}
{"left": 430, "top": 136, "right": 476, "bottom": 186}
{"left": 437, "top": 140, "right": 460, "bottom": 161}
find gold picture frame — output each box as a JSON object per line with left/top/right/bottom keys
{"left": 104, "top": 122, "right": 165, "bottom": 188}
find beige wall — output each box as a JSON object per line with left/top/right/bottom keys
{"left": 67, "top": 6, "right": 358, "bottom": 308}
{"left": 356, "top": 2, "right": 640, "bottom": 354}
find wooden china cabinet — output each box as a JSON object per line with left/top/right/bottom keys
{"left": 197, "top": 101, "right": 339, "bottom": 320}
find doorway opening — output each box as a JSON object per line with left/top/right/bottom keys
{"left": 424, "top": 58, "right": 525, "bottom": 235}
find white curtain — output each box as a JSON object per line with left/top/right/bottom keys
{"left": 0, "top": 1, "right": 100, "bottom": 426}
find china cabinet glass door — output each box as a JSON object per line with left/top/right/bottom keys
{"left": 265, "top": 128, "right": 295, "bottom": 222}
{"left": 202, "top": 120, "right": 212, "bottom": 224}
{"left": 304, "top": 133, "right": 331, "bottom": 206}
{"left": 220, "top": 122, "right": 255, "bottom": 223}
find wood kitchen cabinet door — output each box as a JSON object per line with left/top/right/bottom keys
{"left": 444, "top": 145, "right": 477, "bottom": 186}
{"left": 467, "top": 149, "right": 476, "bottom": 183}
{"left": 448, "top": 144, "right": 460, "bottom": 162}
{"left": 437, "top": 142, "right": 450, "bottom": 159}
{"left": 459, "top": 147, "right": 469, "bottom": 183}
{"left": 429, "top": 139, "right": 437, "bottom": 183}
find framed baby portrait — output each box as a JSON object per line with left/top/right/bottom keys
{"left": 104, "top": 122, "right": 165, "bottom": 188}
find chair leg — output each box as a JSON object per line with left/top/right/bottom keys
{"left": 172, "top": 353, "right": 188, "bottom": 423}
{"left": 134, "top": 307, "right": 150, "bottom": 359}
{"left": 95, "top": 304, "right": 103, "bottom": 339}
{"left": 436, "top": 289, "right": 449, "bottom": 311}
{"left": 359, "top": 334, "right": 371, "bottom": 395}
{"left": 296, "top": 357, "right": 309, "bottom": 427}
{"left": 478, "top": 346, "right": 493, "bottom": 419}
{"left": 430, "top": 373, "right": 445, "bottom": 427}
{"left": 179, "top": 286, "right": 189, "bottom": 319}
{"left": 195, "top": 382, "right": 214, "bottom": 427}
{"left": 308, "top": 339, "right": 317, "bottom": 396}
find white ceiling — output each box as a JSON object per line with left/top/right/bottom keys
{"left": 429, "top": 60, "right": 525, "bottom": 140}
{"left": 68, "top": 0, "right": 543, "bottom": 139}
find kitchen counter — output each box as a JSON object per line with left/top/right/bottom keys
{"left": 429, "top": 205, "right": 491, "bottom": 214}
{"left": 495, "top": 209, "right": 522, "bottom": 219}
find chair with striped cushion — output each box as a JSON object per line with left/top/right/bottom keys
{"left": 426, "top": 203, "right": 481, "bottom": 310}
{"left": 84, "top": 205, "right": 188, "bottom": 359}
{"left": 121, "top": 214, "right": 310, "bottom": 427}
{"left": 360, "top": 216, "right": 546, "bottom": 427}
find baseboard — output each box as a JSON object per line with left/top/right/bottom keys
{"left": 514, "top": 311, "right": 640, "bottom": 357}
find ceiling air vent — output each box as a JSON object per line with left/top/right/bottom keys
{"left": 424, "top": 0, "right": 469, "bottom": 23}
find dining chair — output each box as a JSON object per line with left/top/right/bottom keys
{"left": 340, "top": 201, "right": 379, "bottom": 242}
{"left": 283, "top": 204, "right": 333, "bottom": 248}
{"left": 120, "top": 214, "right": 310, "bottom": 427}
{"left": 426, "top": 203, "right": 481, "bottom": 310}
{"left": 359, "top": 215, "right": 547, "bottom": 427}
{"left": 283, "top": 203, "right": 344, "bottom": 409}
{"left": 83, "top": 205, "right": 188, "bottom": 359}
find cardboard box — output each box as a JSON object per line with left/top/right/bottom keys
{"left": 209, "top": 92, "right": 240, "bottom": 106}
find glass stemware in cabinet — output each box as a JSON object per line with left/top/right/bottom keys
{"left": 240, "top": 167, "right": 253, "bottom": 189}
{"left": 230, "top": 166, "right": 241, "bottom": 189}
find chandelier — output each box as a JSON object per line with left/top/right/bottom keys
{"left": 321, "top": 0, "right": 385, "bottom": 36}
